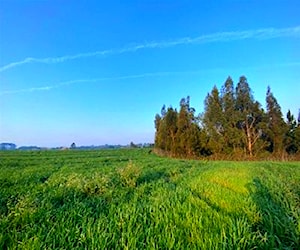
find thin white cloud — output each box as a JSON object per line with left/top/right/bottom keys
{"left": 0, "top": 71, "right": 177, "bottom": 95}
{"left": 1, "top": 26, "right": 299, "bottom": 72}
{"left": 1, "top": 61, "right": 300, "bottom": 96}
{"left": 0, "top": 85, "right": 58, "bottom": 95}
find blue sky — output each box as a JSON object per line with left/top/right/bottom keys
{"left": 0, "top": 0, "right": 299, "bottom": 147}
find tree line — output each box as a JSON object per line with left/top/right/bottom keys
{"left": 154, "top": 76, "right": 300, "bottom": 159}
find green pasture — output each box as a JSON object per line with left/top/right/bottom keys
{"left": 0, "top": 149, "right": 299, "bottom": 249}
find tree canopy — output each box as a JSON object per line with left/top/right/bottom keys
{"left": 154, "top": 76, "right": 300, "bottom": 159}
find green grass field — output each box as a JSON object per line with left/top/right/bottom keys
{"left": 0, "top": 149, "right": 299, "bottom": 249}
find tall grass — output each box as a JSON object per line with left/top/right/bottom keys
{"left": 0, "top": 149, "right": 299, "bottom": 249}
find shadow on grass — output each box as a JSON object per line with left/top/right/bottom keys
{"left": 137, "top": 163, "right": 195, "bottom": 186}
{"left": 250, "top": 178, "right": 299, "bottom": 249}
{"left": 137, "top": 169, "right": 169, "bottom": 185}
{"left": 48, "top": 189, "right": 109, "bottom": 218}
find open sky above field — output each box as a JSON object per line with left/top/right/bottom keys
{"left": 0, "top": 0, "right": 299, "bottom": 147}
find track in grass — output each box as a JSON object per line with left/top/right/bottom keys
{"left": 0, "top": 149, "right": 299, "bottom": 249}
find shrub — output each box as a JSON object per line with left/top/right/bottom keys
{"left": 117, "top": 161, "right": 141, "bottom": 188}
{"left": 82, "top": 174, "right": 109, "bottom": 195}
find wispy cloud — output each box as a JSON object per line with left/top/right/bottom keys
{"left": 2, "top": 61, "right": 300, "bottom": 96}
{"left": 0, "top": 85, "right": 58, "bottom": 95}
{"left": 0, "top": 71, "right": 178, "bottom": 95}
{"left": 1, "top": 26, "right": 299, "bottom": 73}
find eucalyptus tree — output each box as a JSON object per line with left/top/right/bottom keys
{"left": 265, "top": 86, "right": 287, "bottom": 153}
{"left": 235, "top": 76, "right": 265, "bottom": 156}
{"left": 220, "top": 76, "right": 240, "bottom": 153}
{"left": 203, "top": 86, "right": 225, "bottom": 154}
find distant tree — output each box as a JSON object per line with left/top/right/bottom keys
{"left": 154, "top": 97, "right": 203, "bottom": 157}
{"left": 155, "top": 107, "right": 168, "bottom": 150}
{"left": 164, "top": 107, "right": 178, "bottom": 154}
{"left": 174, "top": 96, "right": 203, "bottom": 157}
{"left": 130, "top": 142, "right": 138, "bottom": 148}
{"left": 265, "top": 86, "right": 287, "bottom": 153}
{"left": 154, "top": 113, "right": 162, "bottom": 148}
{"left": 0, "top": 143, "right": 17, "bottom": 150}
{"left": 174, "top": 97, "right": 189, "bottom": 156}
{"left": 70, "top": 142, "right": 76, "bottom": 149}
{"left": 154, "top": 105, "right": 168, "bottom": 150}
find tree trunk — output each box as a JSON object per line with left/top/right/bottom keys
{"left": 246, "top": 122, "right": 253, "bottom": 156}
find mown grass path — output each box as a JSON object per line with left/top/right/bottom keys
{"left": 0, "top": 149, "right": 299, "bottom": 249}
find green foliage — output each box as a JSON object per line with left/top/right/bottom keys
{"left": 221, "top": 76, "right": 240, "bottom": 153}
{"left": 155, "top": 97, "right": 204, "bottom": 158}
{"left": 0, "top": 149, "right": 299, "bottom": 249}
{"left": 154, "top": 75, "right": 300, "bottom": 158}
{"left": 265, "top": 86, "right": 287, "bottom": 153}
{"left": 203, "top": 85, "right": 225, "bottom": 154}
{"left": 285, "top": 110, "right": 300, "bottom": 154}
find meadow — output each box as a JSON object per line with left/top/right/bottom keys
{"left": 0, "top": 149, "right": 299, "bottom": 249}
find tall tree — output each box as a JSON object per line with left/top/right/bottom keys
{"left": 265, "top": 86, "right": 287, "bottom": 153}
{"left": 172, "top": 96, "right": 200, "bottom": 157}
{"left": 220, "top": 76, "right": 240, "bottom": 153}
{"left": 154, "top": 105, "right": 168, "bottom": 150}
{"left": 203, "top": 86, "right": 225, "bottom": 154}
{"left": 164, "top": 107, "right": 178, "bottom": 153}
{"left": 175, "top": 97, "right": 191, "bottom": 156}
{"left": 154, "top": 113, "right": 162, "bottom": 147}
{"left": 235, "top": 76, "right": 265, "bottom": 156}
{"left": 285, "top": 109, "right": 300, "bottom": 154}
